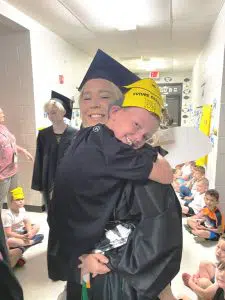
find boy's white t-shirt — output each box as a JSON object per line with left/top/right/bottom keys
{"left": 2, "top": 207, "right": 28, "bottom": 233}
{"left": 189, "top": 192, "right": 205, "bottom": 214}
{"left": 190, "top": 180, "right": 198, "bottom": 196}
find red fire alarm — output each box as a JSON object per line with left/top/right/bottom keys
{"left": 59, "top": 75, "right": 64, "bottom": 84}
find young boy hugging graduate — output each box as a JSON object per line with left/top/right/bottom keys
{"left": 51, "top": 77, "right": 182, "bottom": 300}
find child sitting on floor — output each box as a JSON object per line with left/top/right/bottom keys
{"left": 181, "top": 178, "right": 209, "bottom": 216}
{"left": 172, "top": 167, "right": 186, "bottom": 192}
{"left": 182, "top": 234, "right": 225, "bottom": 295}
{"left": 2, "top": 187, "right": 44, "bottom": 248}
{"left": 179, "top": 165, "right": 205, "bottom": 201}
{"left": 182, "top": 261, "right": 225, "bottom": 300}
{"left": 186, "top": 189, "right": 225, "bottom": 241}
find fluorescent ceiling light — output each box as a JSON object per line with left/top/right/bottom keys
{"left": 80, "top": 0, "right": 150, "bottom": 30}
{"left": 137, "top": 58, "right": 168, "bottom": 71}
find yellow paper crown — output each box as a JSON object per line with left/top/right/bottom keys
{"left": 10, "top": 187, "right": 24, "bottom": 201}
{"left": 122, "top": 78, "right": 164, "bottom": 118}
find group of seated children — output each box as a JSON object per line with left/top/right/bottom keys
{"left": 1, "top": 186, "right": 44, "bottom": 268}
{"left": 173, "top": 161, "right": 225, "bottom": 243}
{"left": 172, "top": 162, "right": 225, "bottom": 299}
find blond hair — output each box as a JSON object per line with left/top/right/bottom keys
{"left": 217, "top": 261, "right": 225, "bottom": 271}
{"left": 44, "top": 99, "right": 66, "bottom": 114}
{"left": 79, "top": 79, "right": 123, "bottom": 107}
{"left": 198, "top": 178, "right": 209, "bottom": 187}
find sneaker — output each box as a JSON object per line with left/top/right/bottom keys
{"left": 32, "top": 234, "right": 44, "bottom": 245}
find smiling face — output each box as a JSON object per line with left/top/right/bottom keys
{"left": 0, "top": 108, "right": 5, "bottom": 124}
{"left": 45, "top": 105, "right": 65, "bottom": 124}
{"left": 107, "top": 106, "right": 159, "bottom": 149}
{"left": 216, "top": 239, "right": 225, "bottom": 262}
{"left": 79, "top": 78, "right": 122, "bottom": 128}
{"left": 196, "top": 181, "right": 208, "bottom": 194}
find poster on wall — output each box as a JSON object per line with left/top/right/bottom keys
{"left": 193, "top": 106, "right": 203, "bottom": 129}
{"left": 196, "top": 104, "right": 212, "bottom": 166}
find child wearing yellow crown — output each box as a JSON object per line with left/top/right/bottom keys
{"left": 2, "top": 186, "right": 44, "bottom": 248}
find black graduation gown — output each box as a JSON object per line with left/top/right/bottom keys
{"left": 88, "top": 181, "right": 182, "bottom": 300}
{"left": 47, "top": 125, "right": 182, "bottom": 299}
{"left": 47, "top": 125, "right": 157, "bottom": 281}
{"left": 31, "top": 125, "right": 77, "bottom": 193}
{"left": 0, "top": 217, "right": 23, "bottom": 300}
{"left": 48, "top": 180, "right": 182, "bottom": 299}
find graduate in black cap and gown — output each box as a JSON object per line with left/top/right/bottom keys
{"left": 48, "top": 50, "right": 182, "bottom": 300}
{"left": 31, "top": 92, "right": 77, "bottom": 211}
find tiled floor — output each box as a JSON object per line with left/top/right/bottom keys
{"left": 13, "top": 211, "right": 216, "bottom": 300}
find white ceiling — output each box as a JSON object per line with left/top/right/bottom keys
{"left": 4, "top": 0, "right": 225, "bottom": 73}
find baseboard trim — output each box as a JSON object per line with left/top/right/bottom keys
{"left": 3, "top": 203, "right": 46, "bottom": 212}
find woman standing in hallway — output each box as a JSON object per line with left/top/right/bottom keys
{"left": 0, "top": 107, "right": 33, "bottom": 210}
{"left": 31, "top": 92, "right": 77, "bottom": 211}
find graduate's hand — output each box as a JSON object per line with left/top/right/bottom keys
{"left": 78, "top": 253, "right": 110, "bottom": 278}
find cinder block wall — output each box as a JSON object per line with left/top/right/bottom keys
{"left": 0, "top": 31, "right": 42, "bottom": 208}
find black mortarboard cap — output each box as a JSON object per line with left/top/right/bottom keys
{"left": 78, "top": 49, "right": 140, "bottom": 92}
{"left": 51, "top": 91, "right": 73, "bottom": 120}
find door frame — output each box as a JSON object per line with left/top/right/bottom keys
{"left": 158, "top": 83, "right": 183, "bottom": 126}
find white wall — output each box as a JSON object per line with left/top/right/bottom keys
{"left": 30, "top": 29, "right": 91, "bottom": 129}
{"left": 0, "top": 0, "right": 90, "bottom": 207}
{"left": 0, "top": 0, "right": 91, "bottom": 128}
{"left": 0, "top": 31, "right": 37, "bottom": 205}
{"left": 192, "top": 3, "right": 225, "bottom": 211}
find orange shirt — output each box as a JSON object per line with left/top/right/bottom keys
{"left": 202, "top": 206, "right": 225, "bottom": 232}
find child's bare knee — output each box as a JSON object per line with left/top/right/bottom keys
{"left": 197, "top": 278, "right": 212, "bottom": 289}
